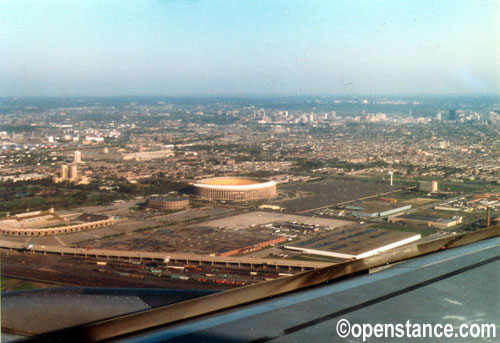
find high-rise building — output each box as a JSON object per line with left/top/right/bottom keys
{"left": 309, "top": 113, "right": 315, "bottom": 123}
{"left": 53, "top": 163, "right": 88, "bottom": 184}
{"left": 449, "top": 109, "right": 457, "bottom": 121}
{"left": 74, "top": 150, "right": 81, "bottom": 164}
{"left": 61, "top": 165, "right": 69, "bottom": 180}
{"left": 70, "top": 165, "right": 78, "bottom": 181}
{"left": 488, "top": 111, "right": 499, "bottom": 126}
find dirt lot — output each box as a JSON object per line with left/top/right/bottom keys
{"left": 196, "top": 211, "right": 351, "bottom": 230}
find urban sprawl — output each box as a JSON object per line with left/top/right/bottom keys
{"left": 1, "top": 96, "right": 499, "bottom": 290}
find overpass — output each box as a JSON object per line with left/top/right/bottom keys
{"left": 0, "top": 240, "right": 333, "bottom": 271}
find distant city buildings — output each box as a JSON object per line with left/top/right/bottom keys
{"left": 0, "top": 97, "right": 498, "bottom": 190}
{"left": 82, "top": 147, "right": 174, "bottom": 162}
{"left": 53, "top": 164, "right": 89, "bottom": 184}
{"left": 364, "top": 112, "right": 387, "bottom": 122}
{"left": 489, "top": 111, "right": 500, "bottom": 126}
{"left": 121, "top": 149, "right": 174, "bottom": 161}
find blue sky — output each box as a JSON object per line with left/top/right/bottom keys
{"left": 1, "top": 0, "right": 498, "bottom": 96}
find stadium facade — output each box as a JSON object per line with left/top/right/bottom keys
{"left": 193, "top": 177, "right": 276, "bottom": 201}
{"left": 147, "top": 196, "right": 190, "bottom": 210}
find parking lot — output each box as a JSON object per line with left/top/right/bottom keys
{"left": 277, "top": 178, "right": 400, "bottom": 212}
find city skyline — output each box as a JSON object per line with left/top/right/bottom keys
{"left": 2, "top": 0, "right": 499, "bottom": 97}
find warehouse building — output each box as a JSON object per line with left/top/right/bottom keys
{"left": 388, "top": 214, "right": 463, "bottom": 229}
{"left": 284, "top": 227, "right": 421, "bottom": 259}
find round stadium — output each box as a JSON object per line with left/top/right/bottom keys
{"left": 193, "top": 177, "right": 276, "bottom": 201}
{"left": 147, "top": 196, "right": 190, "bottom": 210}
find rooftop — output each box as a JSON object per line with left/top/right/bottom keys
{"left": 197, "top": 177, "right": 262, "bottom": 186}
{"left": 285, "top": 226, "right": 420, "bottom": 259}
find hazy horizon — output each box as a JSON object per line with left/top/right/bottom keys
{"left": 2, "top": 0, "right": 498, "bottom": 97}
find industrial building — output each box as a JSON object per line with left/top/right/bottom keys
{"left": 345, "top": 201, "right": 412, "bottom": 218}
{"left": 82, "top": 147, "right": 174, "bottom": 162}
{"left": 284, "top": 227, "right": 421, "bottom": 259}
{"left": 419, "top": 180, "right": 438, "bottom": 192}
{"left": 388, "top": 214, "right": 463, "bottom": 229}
{"left": 121, "top": 149, "right": 174, "bottom": 161}
{"left": 194, "top": 177, "right": 276, "bottom": 201}
{"left": 147, "top": 196, "right": 190, "bottom": 210}
{"left": 218, "top": 236, "right": 286, "bottom": 257}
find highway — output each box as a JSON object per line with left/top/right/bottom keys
{"left": 0, "top": 240, "right": 332, "bottom": 271}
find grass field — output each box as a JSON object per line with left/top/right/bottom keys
{"left": 289, "top": 254, "right": 345, "bottom": 263}
{"left": 1, "top": 275, "right": 56, "bottom": 292}
{"left": 370, "top": 223, "right": 436, "bottom": 237}
{"left": 413, "top": 208, "right": 494, "bottom": 224}
{"left": 347, "top": 174, "right": 500, "bottom": 194}
{"left": 402, "top": 197, "right": 439, "bottom": 205}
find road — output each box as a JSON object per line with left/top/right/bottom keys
{"left": 0, "top": 240, "right": 332, "bottom": 271}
